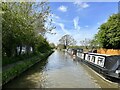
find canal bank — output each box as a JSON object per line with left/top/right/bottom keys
{"left": 3, "top": 50, "right": 118, "bottom": 89}
{"left": 2, "top": 50, "right": 54, "bottom": 86}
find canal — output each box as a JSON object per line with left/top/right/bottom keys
{"left": 3, "top": 50, "right": 118, "bottom": 88}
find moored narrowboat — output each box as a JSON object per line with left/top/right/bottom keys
{"left": 77, "top": 52, "right": 120, "bottom": 81}
{"left": 67, "top": 48, "right": 120, "bottom": 81}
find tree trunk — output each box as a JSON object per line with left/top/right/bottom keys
{"left": 19, "top": 45, "right": 22, "bottom": 55}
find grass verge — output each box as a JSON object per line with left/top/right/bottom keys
{"left": 2, "top": 50, "right": 54, "bottom": 85}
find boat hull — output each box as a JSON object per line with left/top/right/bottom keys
{"left": 76, "top": 52, "right": 120, "bottom": 81}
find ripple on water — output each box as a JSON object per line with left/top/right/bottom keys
{"left": 3, "top": 51, "right": 118, "bottom": 88}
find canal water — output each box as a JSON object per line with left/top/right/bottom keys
{"left": 3, "top": 50, "right": 118, "bottom": 88}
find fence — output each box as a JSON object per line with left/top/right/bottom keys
{"left": 97, "top": 48, "right": 120, "bottom": 55}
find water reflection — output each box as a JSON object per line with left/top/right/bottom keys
{"left": 3, "top": 50, "right": 118, "bottom": 88}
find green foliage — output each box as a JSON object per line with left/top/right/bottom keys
{"left": 2, "top": 2, "right": 54, "bottom": 85}
{"left": 36, "top": 35, "right": 52, "bottom": 53}
{"left": 49, "top": 43, "right": 56, "bottom": 49}
{"left": 95, "top": 14, "right": 120, "bottom": 49}
{"left": 2, "top": 2, "right": 54, "bottom": 57}
{"left": 57, "top": 44, "right": 65, "bottom": 49}
{"left": 89, "top": 36, "right": 100, "bottom": 49}
{"left": 2, "top": 51, "right": 53, "bottom": 85}
{"left": 2, "top": 53, "right": 36, "bottom": 66}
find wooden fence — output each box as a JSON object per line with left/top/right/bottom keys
{"left": 97, "top": 48, "right": 120, "bottom": 55}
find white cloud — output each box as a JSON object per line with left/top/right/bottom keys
{"left": 46, "top": 23, "right": 99, "bottom": 45}
{"left": 46, "top": 14, "right": 100, "bottom": 45}
{"left": 58, "top": 5, "right": 67, "bottom": 12}
{"left": 74, "top": 1, "right": 89, "bottom": 9}
{"left": 51, "top": 14, "right": 60, "bottom": 19}
{"left": 72, "top": 25, "right": 99, "bottom": 45}
{"left": 57, "top": 23, "right": 70, "bottom": 34}
{"left": 52, "top": 20, "right": 70, "bottom": 34}
{"left": 46, "top": 29, "right": 63, "bottom": 45}
{"left": 73, "top": 17, "right": 81, "bottom": 31}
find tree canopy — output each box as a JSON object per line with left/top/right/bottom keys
{"left": 59, "top": 34, "right": 76, "bottom": 49}
{"left": 2, "top": 2, "right": 54, "bottom": 57}
{"left": 95, "top": 14, "right": 120, "bottom": 49}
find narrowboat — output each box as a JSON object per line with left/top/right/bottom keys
{"left": 77, "top": 52, "right": 120, "bottom": 81}
{"left": 67, "top": 48, "right": 120, "bottom": 81}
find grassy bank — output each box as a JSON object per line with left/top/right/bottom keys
{"left": 3, "top": 54, "right": 37, "bottom": 66}
{"left": 2, "top": 50, "right": 54, "bottom": 85}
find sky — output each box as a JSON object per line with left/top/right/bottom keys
{"left": 45, "top": 1, "right": 118, "bottom": 45}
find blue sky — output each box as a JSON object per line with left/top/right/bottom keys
{"left": 46, "top": 2, "right": 118, "bottom": 45}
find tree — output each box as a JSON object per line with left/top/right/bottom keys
{"left": 89, "top": 35, "right": 100, "bottom": 50}
{"left": 59, "top": 34, "right": 76, "bottom": 49}
{"left": 80, "top": 38, "right": 91, "bottom": 49}
{"left": 57, "top": 44, "right": 65, "bottom": 50}
{"left": 95, "top": 14, "right": 120, "bottom": 49}
{"left": 36, "top": 35, "right": 51, "bottom": 53}
{"left": 2, "top": 2, "right": 54, "bottom": 57}
{"left": 2, "top": 2, "right": 35, "bottom": 56}
{"left": 49, "top": 43, "right": 56, "bottom": 49}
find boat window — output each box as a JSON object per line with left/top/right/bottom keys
{"left": 87, "top": 55, "right": 90, "bottom": 61}
{"left": 97, "top": 57, "right": 105, "bottom": 67}
{"left": 91, "top": 56, "right": 95, "bottom": 63}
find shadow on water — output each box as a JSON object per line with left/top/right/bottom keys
{"left": 3, "top": 56, "right": 49, "bottom": 88}
{"left": 2, "top": 50, "right": 119, "bottom": 89}
{"left": 77, "top": 61, "right": 118, "bottom": 88}
{"left": 105, "top": 76, "right": 120, "bottom": 83}
{"left": 3, "top": 51, "right": 69, "bottom": 88}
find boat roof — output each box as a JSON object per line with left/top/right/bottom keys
{"left": 88, "top": 53, "right": 111, "bottom": 56}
